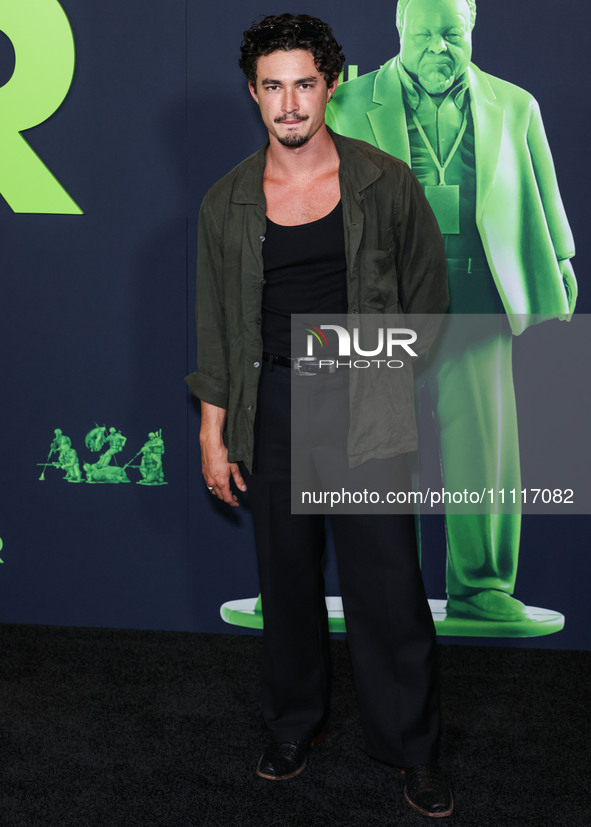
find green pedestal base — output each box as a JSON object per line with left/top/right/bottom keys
{"left": 220, "top": 596, "right": 565, "bottom": 638}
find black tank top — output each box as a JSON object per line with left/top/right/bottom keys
{"left": 261, "top": 201, "right": 348, "bottom": 357}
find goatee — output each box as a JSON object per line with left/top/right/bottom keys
{"left": 277, "top": 133, "right": 310, "bottom": 148}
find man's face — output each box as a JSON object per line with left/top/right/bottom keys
{"left": 400, "top": 0, "right": 472, "bottom": 95}
{"left": 249, "top": 49, "right": 337, "bottom": 148}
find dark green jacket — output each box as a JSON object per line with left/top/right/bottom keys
{"left": 186, "top": 129, "right": 448, "bottom": 471}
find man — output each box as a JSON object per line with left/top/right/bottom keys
{"left": 327, "top": 0, "right": 576, "bottom": 622}
{"left": 186, "top": 14, "right": 452, "bottom": 818}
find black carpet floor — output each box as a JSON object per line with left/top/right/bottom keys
{"left": 0, "top": 624, "right": 589, "bottom": 827}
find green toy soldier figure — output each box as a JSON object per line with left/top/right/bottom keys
{"left": 96, "top": 427, "right": 127, "bottom": 469}
{"left": 49, "top": 428, "right": 71, "bottom": 455}
{"left": 58, "top": 444, "right": 82, "bottom": 483}
{"left": 138, "top": 430, "right": 166, "bottom": 485}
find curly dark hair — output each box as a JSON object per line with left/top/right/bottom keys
{"left": 239, "top": 13, "right": 345, "bottom": 87}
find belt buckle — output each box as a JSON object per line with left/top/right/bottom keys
{"left": 293, "top": 357, "right": 319, "bottom": 376}
{"left": 293, "top": 357, "right": 338, "bottom": 376}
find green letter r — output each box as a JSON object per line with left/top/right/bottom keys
{"left": 0, "top": 0, "right": 82, "bottom": 214}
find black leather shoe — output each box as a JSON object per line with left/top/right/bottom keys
{"left": 256, "top": 739, "right": 310, "bottom": 780}
{"left": 403, "top": 764, "right": 454, "bottom": 817}
{"left": 256, "top": 728, "right": 327, "bottom": 780}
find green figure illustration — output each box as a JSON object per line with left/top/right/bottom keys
{"left": 58, "top": 444, "right": 82, "bottom": 482}
{"left": 137, "top": 430, "right": 166, "bottom": 486}
{"left": 326, "top": 0, "right": 576, "bottom": 623}
{"left": 85, "top": 425, "right": 107, "bottom": 453}
{"left": 83, "top": 462, "right": 130, "bottom": 484}
{"left": 49, "top": 427, "right": 71, "bottom": 454}
{"left": 83, "top": 425, "right": 130, "bottom": 483}
{"left": 37, "top": 424, "right": 168, "bottom": 485}
{"left": 96, "top": 426, "right": 127, "bottom": 468}
{"left": 38, "top": 427, "right": 80, "bottom": 481}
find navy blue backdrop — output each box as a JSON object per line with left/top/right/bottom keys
{"left": 0, "top": 0, "right": 589, "bottom": 650}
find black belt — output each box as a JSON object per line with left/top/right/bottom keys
{"left": 262, "top": 352, "right": 292, "bottom": 368}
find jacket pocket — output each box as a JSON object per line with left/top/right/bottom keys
{"left": 358, "top": 249, "right": 399, "bottom": 312}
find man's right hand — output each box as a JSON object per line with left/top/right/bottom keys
{"left": 200, "top": 401, "right": 247, "bottom": 507}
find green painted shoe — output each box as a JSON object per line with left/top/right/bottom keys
{"left": 447, "top": 590, "right": 531, "bottom": 621}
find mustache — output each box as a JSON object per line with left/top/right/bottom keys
{"left": 274, "top": 113, "right": 310, "bottom": 124}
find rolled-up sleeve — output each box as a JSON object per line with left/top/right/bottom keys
{"left": 185, "top": 198, "right": 230, "bottom": 408}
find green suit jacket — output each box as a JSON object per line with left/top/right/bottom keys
{"left": 327, "top": 57, "right": 575, "bottom": 333}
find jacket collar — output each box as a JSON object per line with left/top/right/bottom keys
{"left": 367, "top": 56, "right": 412, "bottom": 163}
{"left": 231, "top": 144, "right": 267, "bottom": 205}
{"left": 230, "top": 127, "right": 384, "bottom": 205}
{"left": 329, "top": 127, "right": 383, "bottom": 195}
{"left": 464, "top": 63, "right": 504, "bottom": 218}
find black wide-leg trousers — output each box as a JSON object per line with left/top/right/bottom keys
{"left": 243, "top": 360, "right": 440, "bottom": 767}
